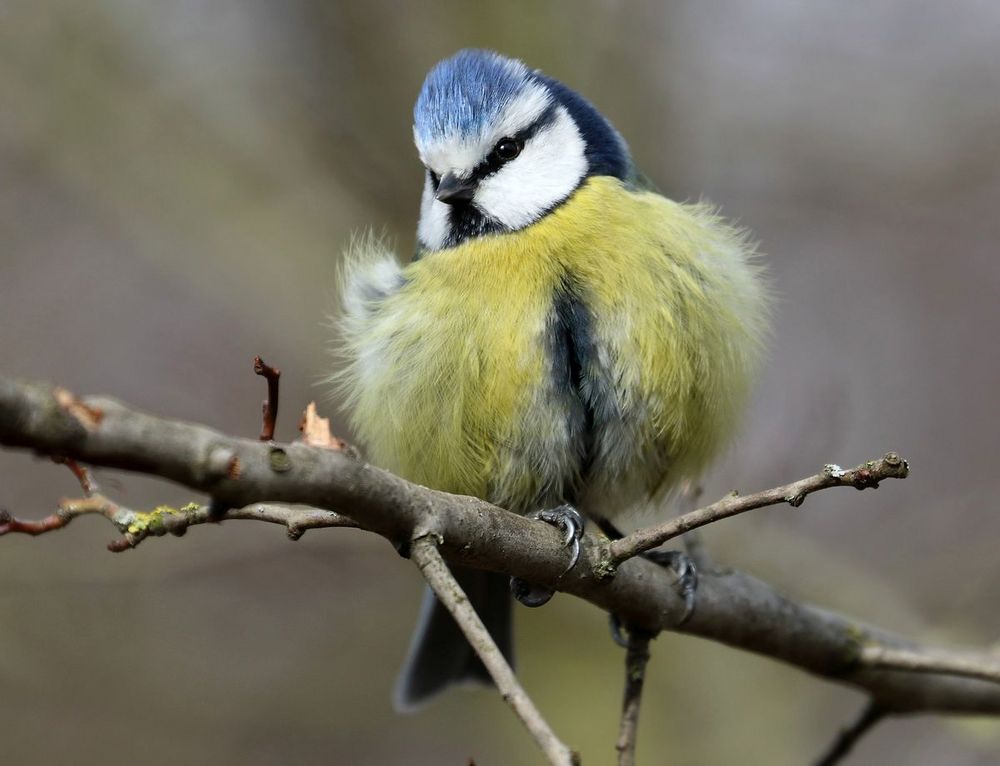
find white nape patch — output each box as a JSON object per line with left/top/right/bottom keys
{"left": 416, "top": 173, "right": 450, "bottom": 251}
{"left": 474, "top": 105, "right": 586, "bottom": 229}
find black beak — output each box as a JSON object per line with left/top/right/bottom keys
{"left": 435, "top": 173, "right": 477, "bottom": 205}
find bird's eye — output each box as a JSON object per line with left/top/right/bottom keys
{"left": 493, "top": 138, "right": 522, "bottom": 162}
{"left": 428, "top": 169, "right": 440, "bottom": 190}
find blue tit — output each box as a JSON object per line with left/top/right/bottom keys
{"left": 336, "top": 49, "right": 769, "bottom": 710}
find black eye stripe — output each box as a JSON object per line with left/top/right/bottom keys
{"left": 516, "top": 102, "right": 559, "bottom": 143}
{"left": 468, "top": 103, "right": 559, "bottom": 183}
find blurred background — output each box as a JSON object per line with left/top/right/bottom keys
{"left": 2, "top": 1, "right": 999, "bottom": 763}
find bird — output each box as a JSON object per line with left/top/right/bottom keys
{"left": 335, "top": 49, "right": 769, "bottom": 711}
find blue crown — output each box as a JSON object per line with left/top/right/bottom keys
{"left": 413, "top": 50, "right": 531, "bottom": 144}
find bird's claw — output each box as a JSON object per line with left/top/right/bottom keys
{"left": 510, "top": 504, "right": 585, "bottom": 608}
{"left": 606, "top": 550, "right": 697, "bottom": 643}
{"left": 608, "top": 613, "right": 656, "bottom": 648}
{"left": 509, "top": 576, "right": 555, "bottom": 608}
{"left": 530, "top": 504, "right": 584, "bottom": 574}
{"left": 609, "top": 612, "right": 630, "bottom": 648}
{"left": 644, "top": 549, "right": 698, "bottom": 625}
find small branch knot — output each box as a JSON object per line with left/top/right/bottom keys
{"left": 786, "top": 492, "right": 807, "bottom": 508}
{"left": 268, "top": 446, "right": 292, "bottom": 473}
{"left": 851, "top": 468, "right": 879, "bottom": 490}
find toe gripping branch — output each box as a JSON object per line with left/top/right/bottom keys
{"left": 534, "top": 505, "right": 585, "bottom": 572}
{"left": 508, "top": 505, "right": 699, "bottom": 627}
{"left": 644, "top": 549, "right": 698, "bottom": 625}
{"left": 597, "top": 515, "right": 700, "bottom": 630}
{"left": 609, "top": 550, "right": 698, "bottom": 648}
{"left": 510, "top": 505, "right": 585, "bottom": 608}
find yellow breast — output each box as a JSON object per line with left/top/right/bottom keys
{"left": 337, "top": 176, "right": 768, "bottom": 516}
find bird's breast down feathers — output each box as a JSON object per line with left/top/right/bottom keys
{"left": 337, "top": 177, "right": 768, "bottom": 517}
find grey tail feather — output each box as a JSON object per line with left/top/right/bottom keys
{"left": 393, "top": 567, "right": 514, "bottom": 712}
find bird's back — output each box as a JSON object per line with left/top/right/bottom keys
{"left": 338, "top": 176, "right": 768, "bottom": 518}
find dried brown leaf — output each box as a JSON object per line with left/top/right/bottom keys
{"left": 298, "top": 402, "right": 346, "bottom": 451}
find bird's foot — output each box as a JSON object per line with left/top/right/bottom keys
{"left": 510, "top": 504, "right": 584, "bottom": 608}
{"left": 644, "top": 549, "right": 698, "bottom": 624}
{"left": 532, "top": 504, "right": 585, "bottom": 572}
{"left": 609, "top": 613, "right": 658, "bottom": 647}
{"left": 608, "top": 550, "right": 697, "bottom": 645}
{"left": 594, "top": 517, "right": 699, "bottom": 627}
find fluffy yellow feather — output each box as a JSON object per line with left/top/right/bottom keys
{"left": 336, "top": 175, "right": 768, "bottom": 519}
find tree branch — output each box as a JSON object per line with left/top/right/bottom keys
{"left": 605, "top": 455, "right": 909, "bottom": 569}
{"left": 860, "top": 646, "right": 1000, "bottom": 686}
{"left": 410, "top": 536, "right": 578, "bottom": 766}
{"left": 2, "top": 376, "right": 1000, "bottom": 718}
{"left": 615, "top": 627, "right": 654, "bottom": 766}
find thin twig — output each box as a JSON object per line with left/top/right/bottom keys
{"left": 53, "top": 456, "right": 98, "bottom": 496}
{"left": 1, "top": 458, "right": 98, "bottom": 535}
{"left": 0, "top": 496, "right": 357, "bottom": 550}
{"left": 813, "top": 701, "right": 885, "bottom": 766}
{"left": 253, "top": 355, "right": 280, "bottom": 441}
{"left": 615, "top": 627, "right": 654, "bottom": 766}
{"left": 861, "top": 646, "right": 1000, "bottom": 686}
{"left": 409, "top": 536, "right": 578, "bottom": 766}
{"left": 605, "top": 454, "right": 909, "bottom": 569}
{"left": 0, "top": 508, "right": 69, "bottom": 535}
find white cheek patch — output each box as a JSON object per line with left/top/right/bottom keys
{"left": 416, "top": 174, "right": 451, "bottom": 250}
{"left": 474, "top": 106, "right": 587, "bottom": 230}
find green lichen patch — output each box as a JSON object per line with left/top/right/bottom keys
{"left": 119, "top": 502, "right": 202, "bottom": 537}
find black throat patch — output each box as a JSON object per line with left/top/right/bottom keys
{"left": 446, "top": 204, "right": 508, "bottom": 248}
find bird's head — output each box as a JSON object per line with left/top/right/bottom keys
{"left": 413, "top": 49, "right": 633, "bottom": 252}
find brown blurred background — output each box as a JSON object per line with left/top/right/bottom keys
{"left": 2, "top": 2, "right": 999, "bottom": 764}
